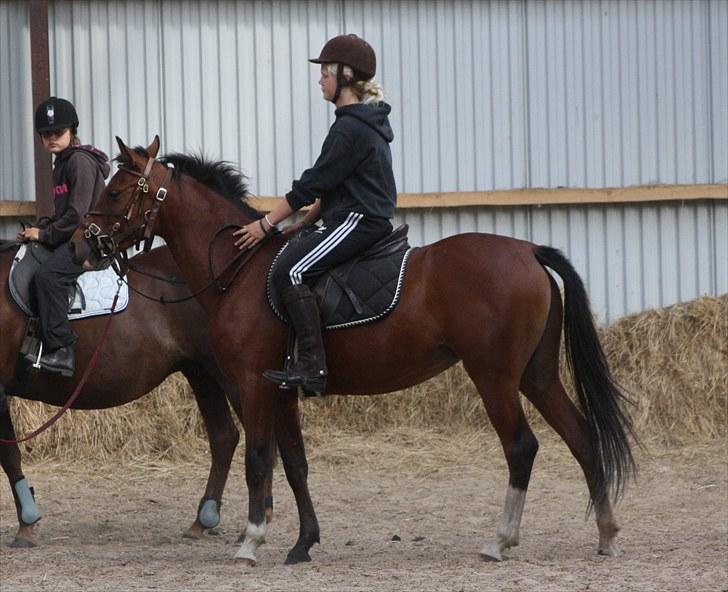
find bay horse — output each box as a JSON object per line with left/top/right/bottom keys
{"left": 0, "top": 243, "right": 273, "bottom": 547}
{"left": 72, "top": 136, "right": 636, "bottom": 566}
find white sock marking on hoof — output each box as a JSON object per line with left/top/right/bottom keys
{"left": 481, "top": 485, "right": 527, "bottom": 560}
{"left": 234, "top": 521, "right": 266, "bottom": 563}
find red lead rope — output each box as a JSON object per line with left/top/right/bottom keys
{"left": 0, "top": 288, "right": 121, "bottom": 445}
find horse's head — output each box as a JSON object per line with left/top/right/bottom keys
{"left": 72, "top": 135, "right": 173, "bottom": 272}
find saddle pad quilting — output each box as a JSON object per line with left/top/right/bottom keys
{"left": 267, "top": 241, "right": 412, "bottom": 330}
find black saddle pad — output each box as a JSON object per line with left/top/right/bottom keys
{"left": 267, "top": 224, "right": 412, "bottom": 330}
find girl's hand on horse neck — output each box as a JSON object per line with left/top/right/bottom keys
{"left": 233, "top": 199, "right": 297, "bottom": 250}
{"left": 233, "top": 219, "right": 267, "bottom": 250}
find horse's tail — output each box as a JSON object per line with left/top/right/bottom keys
{"left": 534, "top": 245, "right": 637, "bottom": 508}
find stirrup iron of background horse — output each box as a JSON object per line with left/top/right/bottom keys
{"left": 30, "top": 341, "right": 43, "bottom": 369}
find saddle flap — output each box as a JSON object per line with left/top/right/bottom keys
{"left": 8, "top": 243, "right": 47, "bottom": 316}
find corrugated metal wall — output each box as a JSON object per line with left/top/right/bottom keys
{"left": 396, "top": 200, "right": 728, "bottom": 323}
{"left": 1, "top": 0, "right": 726, "bottom": 322}
{"left": 0, "top": 2, "right": 33, "bottom": 203}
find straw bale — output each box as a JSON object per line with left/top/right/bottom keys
{"left": 7, "top": 294, "right": 725, "bottom": 461}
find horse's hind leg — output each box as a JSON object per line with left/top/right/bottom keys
{"left": 519, "top": 290, "right": 621, "bottom": 556}
{"left": 462, "top": 365, "right": 539, "bottom": 562}
{"left": 180, "top": 364, "right": 240, "bottom": 539}
{"left": 520, "top": 372, "right": 621, "bottom": 556}
{"left": 0, "top": 385, "right": 42, "bottom": 547}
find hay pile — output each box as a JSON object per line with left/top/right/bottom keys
{"left": 7, "top": 295, "right": 726, "bottom": 461}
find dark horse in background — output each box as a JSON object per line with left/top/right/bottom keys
{"left": 72, "top": 136, "right": 637, "bottom": 566}
{"left": 0, "top": 244, "right": 273, "bottom": 547}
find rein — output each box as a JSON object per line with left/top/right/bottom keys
{"left": 83, "top": 154, "right": 272, "bottom": 305}
{"left": 118, "top": 227, "right": 271, "bottom": 305}
{"left": 0, "top": 282, "right": 123, "bottom": 445}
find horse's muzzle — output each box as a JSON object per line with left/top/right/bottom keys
{"left": 70, "top": 231, "right": 112, "bottom": 271}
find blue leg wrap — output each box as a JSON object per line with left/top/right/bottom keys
{"left": 14, "top": 478, "right": 41, "bottom": 525}
{"left": 198, "top": 498, "right": 220, "bottom": 529}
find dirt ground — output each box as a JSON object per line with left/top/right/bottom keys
{"left": 1, "top": 430, "right": 726, "bottom": 592}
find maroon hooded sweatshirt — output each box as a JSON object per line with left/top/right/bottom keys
{"left": 37, "top": 145, "right": 110, "bottom": 246}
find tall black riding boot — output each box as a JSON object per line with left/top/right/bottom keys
{"left": 263, "top": 284, "right": 328, "bottom": 394}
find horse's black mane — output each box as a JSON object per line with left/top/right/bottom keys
{"left": 117, "top": 146, "right": 261, "bottom": 219}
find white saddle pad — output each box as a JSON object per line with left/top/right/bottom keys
{"left": 68, "top": 264, "right": 130, "bottom": 320}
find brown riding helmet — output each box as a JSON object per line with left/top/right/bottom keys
{"left": 309, "top": 34, "right": 376, "bottom": 80}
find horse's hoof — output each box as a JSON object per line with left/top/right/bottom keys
{"left": 479, "top": 543, "right": 504, "bottom": 562}
{"left": 234, "top": 557, "right": 256, "bottom": 567}
{"left": 285, "top": 549, "right": 312, "bottom": 565}
{"left": 9, "top": 537, "right": 37, "bottom": 548}
{"left": 598, "top": 544, "right": 623, "bottom": 557}
{"left": 182, "top": 527, "right": 204, "bottom": 540}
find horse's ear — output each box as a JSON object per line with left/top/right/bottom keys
{"left": 148, "top": 135, "right": 161, "bottom": 158}
{"left": 116, "top": 136, "right": 134, "bottom": 167}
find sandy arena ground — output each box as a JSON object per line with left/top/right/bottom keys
{"left": 1, "top": 431, "right": 726, "bottom": 592}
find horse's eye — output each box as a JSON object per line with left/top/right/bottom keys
{"left": 108, "top": 190, "right": 120, "bottom": 199}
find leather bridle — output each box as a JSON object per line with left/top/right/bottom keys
{"left": 83, "top": 156, "right": 174, "bottom": 272}
{"left": 81, "top": 153, "right": 274, "bottom": 301}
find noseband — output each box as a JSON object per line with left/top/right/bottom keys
{"left": 84, "top": 156, "right": 174, "bottom": 272}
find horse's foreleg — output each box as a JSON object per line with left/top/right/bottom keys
{"left": 221, "top": 381, "right": 275, "bottom": 527}
{"left": 234, "top": 387, "right": 276, "bottom": 566}
{"left": 274, "top": 391, "right": 319, "bottom": 564}
{"left": 180, "top": 365, "right": 240, "bottom": 539}
{"left": 0, "top": 385, "right": 42, "bottom": 547}
{"left": 465, "top": 369, "right": 538, "bottom": 562}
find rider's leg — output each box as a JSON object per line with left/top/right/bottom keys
{"left": 33, "top": 243, "right": 83, "bottom": 375}
{"left": 264, "top": 213, "right": 392, "bottom": 393}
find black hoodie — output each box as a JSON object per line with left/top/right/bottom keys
{"left": 286, "top": 102, "right": 397, "bottom": 222}
{"left": 37, "top": 145, "right": 110, "bottom": 246}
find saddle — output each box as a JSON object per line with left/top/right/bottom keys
{"left": 267, "top": 224, "right": 412, "bottom": 330}
{"left": 8, "top": 242, "right": 130, "bottom": 320}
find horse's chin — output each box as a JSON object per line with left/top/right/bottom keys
{"left": 69, "top": 239, "right": 112, "bottom": 271}
{"left": 75, "top": 253, "right": 112, "bottom": 271}
{"left": 82, "top": 257, "right": 112, "bottom": 272}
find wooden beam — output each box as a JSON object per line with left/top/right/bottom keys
{"left": 248, "top": 183, "right": 728, "bottom": 211}
{"left": 0, "top": 201, "right": 37, "bottom": 218}
{"left": 29, "top": 0, "right": 52, "bottom": 219}
{"left": 3, "top": 183, "right": 725, "bottom": 218}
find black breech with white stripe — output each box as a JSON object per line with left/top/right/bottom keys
{"left": 270, "top": 212, "right": 392, "bottom": 294}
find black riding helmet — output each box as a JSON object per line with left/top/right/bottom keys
{"left": 309, "top": 34, "right": 376, "bottom": 103}
{"left": 34, "top": 97, "right": 79, "bottom": 134}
